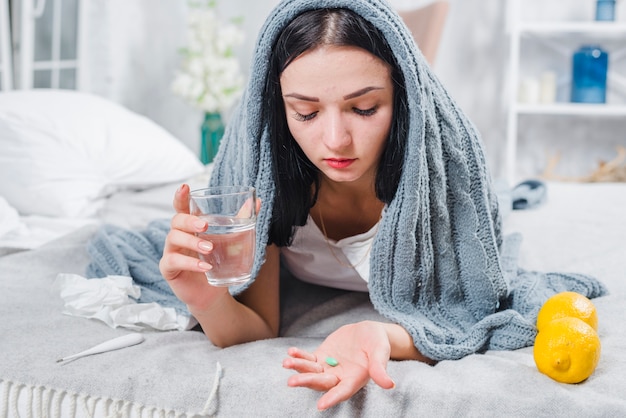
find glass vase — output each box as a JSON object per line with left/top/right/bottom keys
{"left": 595, "top": 0, "right": 616, "bottom": 21}
{"left": 200, "top": 112, "right": 225, "bottom": 164}
{"left": 570, "top": 45, "right": 609, "bottom": 104}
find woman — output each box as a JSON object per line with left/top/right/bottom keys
{"left": 159, "top": 0, "right": 605, "bottom": 411}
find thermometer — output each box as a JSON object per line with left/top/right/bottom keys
{"left": 56, "top": 333, "right": 145, "bottom": 363}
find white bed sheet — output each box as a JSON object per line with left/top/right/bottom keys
{"left": 0, "top": 169, "right": 211, "bottom": 255}
{"left": 504, "top": 181, "right": 626, "bottom": 296}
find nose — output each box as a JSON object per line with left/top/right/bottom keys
{"left": 323, "top": 111, "right": 351, "bottom": 150}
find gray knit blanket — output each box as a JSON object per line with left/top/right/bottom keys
{"left": 86, "top": 219, "right": 188, "bottom": 315}
{"left": 86, "top": 0, "right": 607, "bottom": 361}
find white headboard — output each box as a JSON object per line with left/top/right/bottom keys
{"left": 2, "top": 0, "right": 82, "bottom": 91}
{"left": 0, "top": 0, "right": 12, "bottom": 90}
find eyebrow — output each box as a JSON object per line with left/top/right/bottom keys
{"left": 283, "top": 86, "right": 384, "bottom": 102}
{"left": 344, "top": 86, "right": 384, "bottom": 100}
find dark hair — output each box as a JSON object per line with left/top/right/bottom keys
{"left": 265, "top": 8, "right": 408, "bottom": 246}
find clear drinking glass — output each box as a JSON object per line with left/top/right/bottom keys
{"left": 189, "top": 186, "right": 257, "bottom": 287}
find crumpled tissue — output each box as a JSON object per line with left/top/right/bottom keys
{"left": 54, "top": 273, "right": 196, "bottom": 331}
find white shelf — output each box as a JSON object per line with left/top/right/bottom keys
{"left": 505, "top": 0, "right": 626, "bottom": 182}
{"left": 515, "top": 103, "right": 626, "bottom": 116}
{"left": 519, "top": 21, "right": 626, "bottom": 35}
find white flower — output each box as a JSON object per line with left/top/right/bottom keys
{"left": 172, "top": 1, "right": 245, "bottom": 114}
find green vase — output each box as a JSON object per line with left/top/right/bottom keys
{"left": 200, "top": 112, "right": 225, "bottom": 164}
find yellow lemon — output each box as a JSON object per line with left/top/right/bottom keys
{"left": 533, "top": 316, "right": 601, "bottom": 384}
{"left": 536, "top": 291, "right": 598, "bottom": 332}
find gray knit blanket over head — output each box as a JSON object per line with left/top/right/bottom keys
{"left": 87, "top": 0, "right": 607, "bottom": 361}
{"left": 207, "top": 0, "right": 607, "bottom": 360}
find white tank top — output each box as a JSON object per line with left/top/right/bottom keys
{"left": 280, "top": 215, "right": 378, "bottom": 292}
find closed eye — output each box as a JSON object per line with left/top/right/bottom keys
{"left": 354, "top": 106, "right": 378, "bottom": 117}
{"left": 293, "top": 111, "right": 317, "bottom": 122}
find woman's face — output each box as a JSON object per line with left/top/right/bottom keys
{"left": 280, "top": 45, "right": 393, "bottom": 185}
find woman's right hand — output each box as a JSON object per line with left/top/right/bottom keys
{"left": 159, "top": 184, "right": 228, "bottom": 312}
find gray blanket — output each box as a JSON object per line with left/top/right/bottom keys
{"left": 85, "top": 219, "right": 189, "bottom": 315}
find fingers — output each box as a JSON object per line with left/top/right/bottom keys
{"left": 283, "top": 347, "right": 323, "bottom": 373}
{"left": 160, "top": 207, "right": 213, "bottom": 280}
{"left": 173, "top": 184, "right": 191, "bottom": 214}
{"left": 236, "top": 196, "right": 257, "bottom": 219}
{"left": 170, "top": 212, "right": 208, "bottom": 235}
{"left": 165, "top": 215, "right": 210, "bottom": 257}
{"left": 285, "top": 369, "right": 360, "bottom": 412}
{"left": 368, "top": 346, "right": 395, "bottom": 390}
{"left": 286, "top": 372, "right": 339, "bottom": 392}
{"left": 286, "top": 368, "right": 370, "bottom": 412}
{"left": 316, "top": 368, "right": 393, "bottom": 412}
{"left": 368, "top": 361, "right": 395, "bottom": 390}
{"left": 282, "top": 357, "right": 323, "bottom": 374}
{"left": 316, "top": 378, "right": 361, "bottom": 412}
{"left": 286, "top": 347, "right": 316, "bottom": 362}
{"left": 283, "top": 346, "right": 338, "bottom": 390}
{"left": 160, "top": 232, "right": 213, "bottom": 277}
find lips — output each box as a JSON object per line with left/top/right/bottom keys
{"left": 325, "top": 158, "right": 355, "bottom": 169}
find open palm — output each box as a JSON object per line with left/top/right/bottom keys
{"left": 283, "top": 320, "right": 395, "bottom": 411}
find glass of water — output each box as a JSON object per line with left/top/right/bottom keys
{"left": 189, "top": 186, "right": 257, "bottom": 287}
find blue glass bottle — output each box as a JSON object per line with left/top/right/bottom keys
{"left": 595, "top": 0, "right": 616, "bottom": 21}
{"left": 570, "top": 45, "right": 609, "bottom": 104}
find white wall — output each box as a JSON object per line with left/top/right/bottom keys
{"left": 80, "top": 0, "right": 625, "bottom": 183}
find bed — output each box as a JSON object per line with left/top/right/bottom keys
{"left": 1, "top": 87, "right": 625, "bottom": 417}
{"left": 2, "top": 1, "right": 626, "bottom": 414}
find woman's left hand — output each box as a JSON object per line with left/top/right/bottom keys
{"left": 282, "top": 320, "right": 395, "bottom": 411}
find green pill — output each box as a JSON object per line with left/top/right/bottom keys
{"left": 325, "top": 357, "right": 339, "bottom": 367}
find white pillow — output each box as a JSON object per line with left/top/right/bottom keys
{"left": 0, "top": 89, "right": 204, "bottom": 218}
{"left": 0, "top": 196, "right": 25, "bottom": 238}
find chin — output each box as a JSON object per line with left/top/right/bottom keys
{"left": 322, "top": 170, "right": 366, "bottom": 184}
